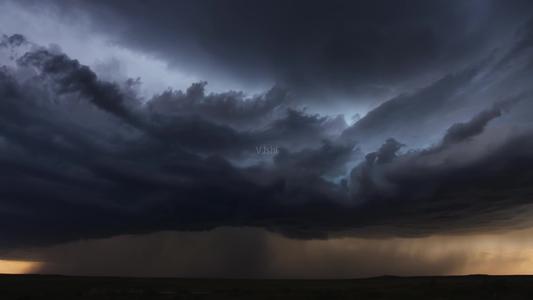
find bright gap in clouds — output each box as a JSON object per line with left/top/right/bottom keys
{"left": 0, "top": 259, "right": 42, "bottom": 275}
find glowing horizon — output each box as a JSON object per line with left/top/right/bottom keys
{"left": 0, "top": 259, "right": 42, "bottom": 275}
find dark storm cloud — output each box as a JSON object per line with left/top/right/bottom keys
{"left": 274, "top": 140, "right": 357, "bottom": 177}
{"left": 148, "top": 82, "right": 288, "bottom": 130}
{"left": 439, "top": 97, "right": 523, "bottom": 147}
{"left": 1, "top": 0, "right": 533, "bottom": 251}
{"left": 17, "top": 49, "right": 142, "bottom": 128}
{"left": 347, "top": 100, "right": 531, "bottom": 226}
{"left": 13, "top": 48, "right": 261, "bottom": 155}
{"left": 0, "top": 39, "right": 347, "bottom": 246}
{"left": 340, "top": 66, "right": 481, "bottom": 147}
{"left": 0, "top": 33, "right": 26, "bottom": 48}
{"left": 27, "top": 0, "right": 533, "bottom": 104}
{"left": 260, "top": 109, "right": 347, "bottom": 150}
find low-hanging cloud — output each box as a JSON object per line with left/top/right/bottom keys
{"left": 0, "top": 27, "right": 533, "bottom": 251}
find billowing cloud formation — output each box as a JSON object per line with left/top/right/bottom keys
{"left": 20, "top": 0, "right": 533, "bottom": 107}
{"left": 0, "top": 4, "right": 533, "bottom": 252}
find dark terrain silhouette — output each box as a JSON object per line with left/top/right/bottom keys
{"left": 1, "top": 274, "right": 533, "bottom": 299}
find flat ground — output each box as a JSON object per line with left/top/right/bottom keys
{"left": 1, "top": 274, "right": 533, "bottom": 299}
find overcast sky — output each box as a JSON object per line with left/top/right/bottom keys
{"left": 1, "top": 0, "right": 533, "bottom": 277}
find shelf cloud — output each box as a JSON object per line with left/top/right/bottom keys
{"left": 1, "top": 0, "right": 533, "bottom": 277}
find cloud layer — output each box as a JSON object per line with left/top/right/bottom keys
{"left": 0, "top": 1, "right": 533, "bottom": 251}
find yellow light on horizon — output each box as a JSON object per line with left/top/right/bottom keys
{"left": 0, "top": 259, "right": 42, "bottom": 274}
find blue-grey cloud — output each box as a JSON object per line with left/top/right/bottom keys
{"left": 0, "top": 8, "right": 533, "bottom": 250}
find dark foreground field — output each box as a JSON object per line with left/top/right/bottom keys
{"left": 2, "top": 274, "right": 533, "bottom": 299}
